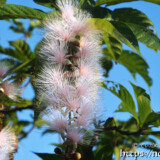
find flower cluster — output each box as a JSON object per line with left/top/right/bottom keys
{"left": 0, "top": 63, "right": 18, "bottom": 100}
{"left": 0, "top": 126, "right": 17, "bottom": 160}
{"left": 36, "top": 0, "right": 101, "bottom": 145}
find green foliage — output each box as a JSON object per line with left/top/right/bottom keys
{"left": 33, "top": 0, "right": 56, "bottom": 9}
{"left": 102, "top": 81, "right": 138, "bottom": 122}
{"left": 0, "top": 0, "right": 6, "bottom": 4}
{"left": 95, "top": 0, "right": 160, "bottom": 6}
{"left": 0, "top": 94, "right": 32, "bottom": 107}
{"left": 0, "top": 40, "right": 35, "bottom": 61}
{"left": 0, "top": 4, "right": 47, "bottom": 19}
{"left": 112, "top": 8, "right": 160, "bottom": 51}
{"left": 118, "top": 50, "right": 152, "bottom": 86}
{"left": 89, "top": 18, "right": 140, "bottom": 54}
{"left": 34, "top": 153, "right": 64, "bottom": 160}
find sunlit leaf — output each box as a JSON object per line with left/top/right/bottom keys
{"left": 0, "top": 4, "right": 46, "bottom": 19}
{"left": 118, "top": 50, "right": 152, "bottom": 86}
{"left": 89, "top": 18, "right": 140, "bottom": 54}
{"left": 102, "top": 81, "right": 138, "bottom": 122}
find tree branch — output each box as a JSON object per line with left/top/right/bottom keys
{"left": 103, "top": 126, "right": 144, "bottom": 135}
{"left": 0, "top": 105, "right": 33, "bottom": 113}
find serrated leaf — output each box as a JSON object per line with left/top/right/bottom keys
{"left": 137, "top": 95, "right": 151, "bottom": 127}
{"left": 100, "top": 55, "right": 113, "bottom": 77}
{"left": 127, "top": 23, "right": 160, "bottom": 51}
{"left": 9, "top": 40, "right": 34, "bottom": 59}
{"left": 130, "top": 82, "right": 150, "bottom": 99}
{"left": 34, "top": 153, "right": 64, "bottom": 160}
{"left": 143, "top": 112, "right": 160, "bottom": 128}
{"left": 33, "top": 0, "right": 56, "bottom": 9}
{"left": 102, "top": 81, "right": 138, "bottom": 122}
{"left": 0, "top": 4, "right": 46, "bottom": 20}
{"left": 118, "top": 50, "right": 152, "bottom": 86}
{"left": 0, "top": 40, "right": 36, "bottom": 62}
{"left": 113, "top": 8, "right": 155, "bottom": 30}
{"left": 110, "top": 21, "right": 140, "bottom": 54}
{"left": 95, "top": 0, "right": 135, "bottom": 6}
{"left": 95, "top": 0, "right": 160, "bottom": 6}
{"left": 130, "top": 83, "right": 152, "bottom": 127}
{"left": 89, "top": 18, "right": 140, "bottom": 54}
{"left": 112, "top": 8, "right": 160, "bottom": 51}
{"left": 103, "top": 34, "right": 122, "bottom": 60}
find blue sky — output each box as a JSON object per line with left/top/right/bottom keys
{"left": 0, "top": 0, "right": 160, "bottom": 160}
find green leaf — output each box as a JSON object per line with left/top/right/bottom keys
{"left": 95, "top": 0, "right": 136, "bottom": 6}
{"left": 112, "top": 8, "right": 160, "bottom": 51}
{"left": 114, "top": 147, "right": 120, "bottom": 160}
{"left": 89, "top": 18, "right": 140, "bottom": 54}
{"left": 0, "top": 0, "right": 6, "bottom": 4}
{"left": 79, "top": 0, "right": 86, "bottom": 8}
{"left": 0, "top": 40, "right": 35, "bottom": 62}
{"left": 113, "top": 8, "right": 155, "bottom": 30}
{"left": 137, "top": 95, "right": 151, "bottom": 127}
{"left": 130, "top": 83, "right": 152, "bottom": 127}
{"left": 34, "top": 153, "right": 64, "bottom": 160}
{"left": 100, "top": 55, "right": 113, "bottom": 77}
{"left": 102, "top": 81, "right": 138, "bottom": 122}
{"left": 143, "top": 112, "right": 160, "bottom": 128}
{"left": 103, "top": 34, "right": 122, "bottom": 60}
{"left": 0, "top": 4, "right": 46, "bottom": 20}
{"left": 118, "top": 50, "right": 152, "bottom": 86}
{"left": 33, "top": 0, "right": 56, "bottom": 9}
{"left": 0, "top": 95, "right": 32, "bottom": 107}
{"left": 127, "top": 23, "right": 160, "bottom": 51}
{"left": 110, "top": 21, "right": 140, "bottom": 55}
{"left": 130, "top": 82, "right": 150, "bottom": 99}
{"left": 95, "top": 0, "right": 160, "bottom": 6}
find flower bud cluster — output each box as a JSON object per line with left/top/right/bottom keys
{"left": 36, "top": 0, "right": 102, "bottom": 144}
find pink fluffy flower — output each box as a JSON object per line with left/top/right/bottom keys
{"left": 77, "top": 36, "right": 101, "bottom": 60}
{"left": 76, "top": 101, "right": 97, "bottom": 127}
{"left": 43, "top": 108, "right": 68, "bottom": 133}
{"left": 0, "top": 126, "right": 17, "bottom": 155}
{"left": 36, "top": 66, "right": 64, "bottom": 93}
{"left": 67, "top": 128, "right": 83, "bottom": 144}
{"left": 40, "top": 40, "right": 67, "bottom": 64}
{"left": 45, "top": 20, "right": 74, "bottom": 41}
{"left": 70, "top": 10, "right": 91, "bottom": 35}
{"left": 0, "top": 82, "right": 18, "bottom": 100}
{"left": 63, "top": 96, "right": 81, "bottom": 111}
{"left": 77, "top": 60, "right": 100, "bottom": 81}
{"left": 0, "top": 153, "right": 9, "bottom": 160}
{"left": 0, "top": 63, "right": 8, "bottom": 79}
{"left": 75, "top": 77, "right": 98, "bottom": 102}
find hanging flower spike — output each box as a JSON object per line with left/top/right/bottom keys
{"left": 36, "top": 0, "right": 102, "bottom": 149}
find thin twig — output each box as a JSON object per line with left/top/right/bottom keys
{"left": 0, "top": 105, "right": 33, "bottom": 113}
{"left": 19, "top": 125, "right": 35, "bottom": 141}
